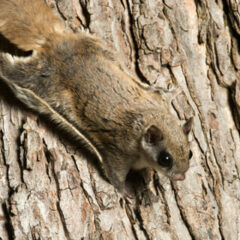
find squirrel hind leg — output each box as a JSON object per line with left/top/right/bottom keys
{"left": 0, "top": 0, "right": 65, "bottom": 51}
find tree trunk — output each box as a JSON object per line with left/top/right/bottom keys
{"left": 0, "top": 0, "right": 240, "bottom": 239}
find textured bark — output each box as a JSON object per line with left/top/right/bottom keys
{"left": 0, "top": 0, "right": 240, "bottom": 239}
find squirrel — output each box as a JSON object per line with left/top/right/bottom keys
{"left": 0, "top": 0, "right": 193, "bottom": 193}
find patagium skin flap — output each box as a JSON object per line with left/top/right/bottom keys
{"left": 0, "top": 0, "right": 193, "bottom": 192}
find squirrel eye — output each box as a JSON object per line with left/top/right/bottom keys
{"left": 157, "top": 151, "right": 173, "bottom": 168}
{"left": 189, "top": 150, "right": 193, "bottom": 159}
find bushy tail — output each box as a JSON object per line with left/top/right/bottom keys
{"left": 0, "top": 0, "right": 65, "bottom": 51}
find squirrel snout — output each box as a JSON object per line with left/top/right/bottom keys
{"left": 172, "top": 173, "right": 185, "bottom": 181}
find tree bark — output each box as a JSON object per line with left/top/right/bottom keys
{"left": 0, "top": 0, "right": 240, "bottom": 239}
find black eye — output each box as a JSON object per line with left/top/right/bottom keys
{"left": 157, "top": 151, "right": 173, "bottom": 168}
{"left": 189, "top": 150, "right": 193, "bottom": 159}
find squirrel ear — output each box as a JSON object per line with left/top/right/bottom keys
{"left": 144, "top": 125, "right": 163, "bottom": 145}
{"left": 183, "top": 117, "right": 193, "bottom": 135}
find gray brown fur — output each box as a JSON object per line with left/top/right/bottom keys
{"left": 0, "top": 0, "right": 193, "bottom": 192}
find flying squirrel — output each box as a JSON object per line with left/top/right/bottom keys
{"left": 0, "top": 0, "right": 193, "bottom": 193}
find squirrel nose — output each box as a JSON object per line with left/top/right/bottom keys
{"left": 172, "top": 173, "right": 185, "bottom": 181}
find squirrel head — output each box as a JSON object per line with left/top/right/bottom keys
{"left": 140, "top": 116, "right": 193, "bottom": 181}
